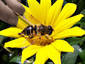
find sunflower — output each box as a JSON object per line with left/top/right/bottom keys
{"left": 0, "top": 0, "right": 85, "bottom": 64}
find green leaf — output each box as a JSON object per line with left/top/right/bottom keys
{"left": 10, "top": 56, "right": 21, "bottom": 63}
{"left": 0, "top": 35, "right": 7, "bottom": 45}
{"left": 80, "top": 9, "right": 85, "bottom": 15}
{"left": 10, "top": 56, "right": 34, "bottom": 64}
{"left": 78, "top": 0, "right": 85, "bottom": 12}
{"left": 66, "top": 0, "right": 79, "bottom": 4}
{"left": 79, "top": 49, "right": 85, "bottom": 63}
{"left": 62, "top": 45, "right": 80, "bottom": 64}
{"left": 47, "top": 62, "right": 53, "bottom": 64}
{"left": 80, "top": 22, "right": 85, "bottom": 29}
{"left": 66, "top": 37, "right": 85, "bottom": 45}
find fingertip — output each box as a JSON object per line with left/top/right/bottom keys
{"left": 5, "top": 0, "right": 25, "bottom": 15}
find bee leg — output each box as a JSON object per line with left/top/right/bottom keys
{"left": 29, "top": 33, "right": 33, "bottom": 38}
{"left": 45, "top": 34, "right": 52, "bottom": 40}
{"left": 18, "top": 33, "right": 22, "bottom": 35}
{"left": 29, "top": 35, "right": 33, "bottom": 38}
{"left": 37, "top": 33, "right": 41, "bottom": 39}
{"left": 18, "top": 33, "right": 23, "bottom": 36}
{"left": 39, "top": 35, "right": 41, "bottom": 39}
{"left": 18, "top": 33, "right": 25, "bottom": 37}
{"left": 18, "top": 33, "right": 29, "bottom": 39}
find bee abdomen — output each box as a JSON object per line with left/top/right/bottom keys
{"left": 22, "top": 25, "right": 34, "bottom": 35}
{"left": 33, "top": 25, "right": 37, "bottom": 34}
{"left": 26, "top": 25, "right": 33, "bottom": 35}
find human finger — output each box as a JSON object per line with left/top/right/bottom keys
{"left": 0, "top": 0, "right": 18, "bottom": 25}
{"left": 5, "top": 0, "right": 25, "bottom": 15}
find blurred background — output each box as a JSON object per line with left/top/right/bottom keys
{"left": 0, "top": 0, "right": 85, "bottom": 64}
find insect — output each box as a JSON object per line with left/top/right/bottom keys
{"left": 19, "top": 24, "right": 53, "bottom": 38}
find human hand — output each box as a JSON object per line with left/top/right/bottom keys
{"left": 0, "top": 0, "right": 25, "bottom": 25}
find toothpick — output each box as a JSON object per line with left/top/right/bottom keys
{"left": 15, "top": 12, "right": 34, "bottom": 26}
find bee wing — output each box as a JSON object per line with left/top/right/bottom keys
{"left": 0, "top": 0, "right": 25, "bottom": 25}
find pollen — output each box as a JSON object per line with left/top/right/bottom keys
{"left": 28, "top": 35, "right": 54, "bottom": 46}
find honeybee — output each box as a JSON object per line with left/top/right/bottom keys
{"left": 19, "top": 24, "right": 53, "bottom": 38}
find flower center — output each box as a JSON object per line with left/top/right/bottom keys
{"left": 28, "top": 35, "right": 54, "bottom": 46}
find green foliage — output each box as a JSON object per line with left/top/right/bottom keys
{"left": 62, "top": 45, "right": 80, "bottom": 64}
{"left": 10, "top": 56, "right": 21, "bottom": 63}
{"left": 0, "top": 36, "right": 7, "bottom": 45}
{"left": 78, "top": 0, "right": 85, "bottom": 13}
{"left": 79, "top": 49, "right": 85, "bottom": 64}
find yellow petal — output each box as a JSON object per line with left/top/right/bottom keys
{"left": 53, "top": 3, "right": 77, "bottom": 27}
{"left": 47, "top": 45, "right": 61, "bottom": 64}
{"left": 54, "top": 27, "right": 85, "bottom": 39}
{"left": 22, "top": 4, "right": 41, "bottom": 24}
{"left": 17, "top": 16, "right": 28, "bottom": 30}
{"left": 52, "top": 40, "right": 74, "bottom": 52}
{"left": 40, "top": 0, "right": 51, "bottom": 24}
{"left": 46, "top": 0, "right": 64, "bottom": 26}
{"left": 21, "top": 45, "right": 41, "bottom": 64}
{"left": 35, "top": 45, "right": 61, "bottom": 64}
{"left": 0, "top": 27, "right": 22, "bottom": 38}
{"left": 34, "top": 47, "right": 48, "bottom": 64}
{"left": 21, "top": 4, "right": 31, "bottom": 14}
{"left": 4, "top": 37, "right": 30, "bottom": 48}
{"left": 27, "top": 0, "right": 41, "bottom": 23}
{"left": 52, "top": 14, "right": 84, "bottom": 35}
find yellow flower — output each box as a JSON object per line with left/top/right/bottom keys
{"left": 0, "top": 0, "right": 85, "bottom": 64}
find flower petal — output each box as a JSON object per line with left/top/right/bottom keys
{"left": 47, "top": 45, "right": 61, "bottom": 64}
{"left": 52, "top": 14, "right": 84, "bottom": 35}
{"left": 52, "top": 40, "right": 74, "bottom": 52}
{"left": 40, "top": 0, "right": 51, "bottom": 24}
{"left": 34, "top": 46, "right": 48, "bottom": 64}
{"left": 46, "top": 0, "right": 64, "bottom": 26}
{"left": 35, "top": 45, "right": 61, "bottom": 64}
{"left": 21, "top": 45, "right": 41, "bottom": 64}
{"left": 53, "top": 3, "right": 77, "bottom": 27}
{"left": 22, "top": 4, "right": 41, "bottom": 25}
{"left": 27, "top": 0, "right": 41, "bottom": 23}
{"left": 54, "top": 27, "right": 85, "bottom": 39}
{"left": 4, "top": 37, "right": 30, "bottom": 48}
{"left": 17, "top": 17, "right": 28, "bottom": 29}
{"left": 0, "top": 27, "right": 22, "bottom": 38}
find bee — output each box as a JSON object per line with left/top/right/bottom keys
{"left": 19, "top": 24, "right": 53, "bottom": 38}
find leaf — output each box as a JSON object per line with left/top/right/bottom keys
{"left": 10, "top": 56, "right": 34, "bottom": 64}
{"left": 79, "top": 49, "right": 85, "bottom": 63}
{"left": 62, "top": 45, "right": 80, "bottom": 64}
{"left": 66, "top": 0, "right": 79, "bottom": 4}
{"left": 47, "top": 62, "right": 53, "bottom": 64}
{"left": 46, "top": 60, "right": 54, "bottom": 64}
{"left": 0, "top": 35, "right": 7, "bottom": 45}
{"left": 80, "top": 9, "right": 85, "bottom": 15}
{"left": 66, "top": 37, "right": 85, "bottom": 45}
{"left": 80, "top": 22, "right": 85, "bottom": 29}
{"left": 10, "top": 56, "right": 21, "bottom": 63}
{"left": 78, "top": 0, "right": 85, "bottom": 12}
{"left": 79, "top": 11, "right": 85, "bottom": 29}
